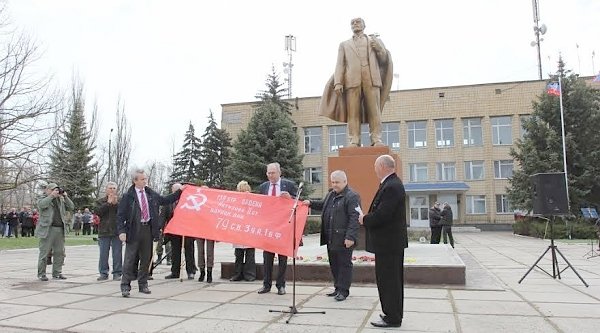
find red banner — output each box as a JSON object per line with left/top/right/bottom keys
{"left": 163, "top": 186, "right": 309, "bottom": 257}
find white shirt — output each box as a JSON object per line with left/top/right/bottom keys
{"left": 268, "top": 179, "right": 281, "bottom": 196}
{"left": 136, "top": 188, "right": 150, "bottom": 222}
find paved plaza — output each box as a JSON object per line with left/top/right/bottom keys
{"left": 0, "top": 232, "right": 599, "bottom": 332}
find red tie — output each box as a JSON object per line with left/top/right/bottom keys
{"left": 140, "top": 190, "right": 149, "bottom": 221}
{"left": 271, "top": 183, "right": 277, "bottom": 196}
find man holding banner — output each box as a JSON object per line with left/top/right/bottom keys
{"left": 304, "top": 170, "right": 360, "bottom": 302}
{"left": 257, "top": 162, "right": 298, "bottom": 296}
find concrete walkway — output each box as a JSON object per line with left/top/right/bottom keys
{"left": 0, "top": 232, "right": 599, "bottom": 332}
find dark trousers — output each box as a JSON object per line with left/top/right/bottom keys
{"left": 21, "top": 226, "right": 34, "bottom": 237}
{"left": 375, "top": 251, "right": 404, "bottom": 325}
{"left": 442, "top": 226, "right": 454, "bottom": 248}
{"left": 430, "top": 226, "right": 442, "bottom": 244}
{"left": 233, "top": 248, "right": 256, "bottom": 280}
{"left": 82, "top": 224, "right": 92, "bottom": 235}
{"left": 328, "top": 246, "right": 353, "bottom": 297}
{"left": 121, "top": 224, "right": 152, "bottom": 290}
{"left": 169, "top": 235, "right": 197, "bottom": 275}
{"left": 262, "top": 251, "right": 287, "bottom": 289}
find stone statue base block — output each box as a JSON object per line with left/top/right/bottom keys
{"left": 220, "top": 244, "right": 465, "bottom": 285}
{"left": 328, "top": 146, "right": 402, "bottom": 250}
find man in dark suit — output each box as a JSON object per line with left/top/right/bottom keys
{"left": 359, "top": 155, "right": 407, "bottom": 328}
{"left": 257, "top": 162, "right": 298, "bottom": 296}
{"left": 117, "top": 168, "right": 183, "bottom": 297}
{"left": 304, "top": 170, "right": 360, "bottom": 301}
{"left": 163, "top": 183, "right": 197, "bottom": 280}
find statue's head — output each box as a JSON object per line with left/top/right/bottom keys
{"left": 350, "top": 17, "right": 365, "bottom": 33}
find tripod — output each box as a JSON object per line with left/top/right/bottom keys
{"left": 583, "top": 219, "right": 600, "bottom": 259}
{"left": 269, "top": 183, "right": 325, "bottom": 323}
{"left": 519, "top": 216, "right": 589, "bottom": 287}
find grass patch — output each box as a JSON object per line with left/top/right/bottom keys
{"left": 0, "top": 235, "right": 97, "bottom": 250}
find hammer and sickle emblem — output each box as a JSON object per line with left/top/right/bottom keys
{"left": 180, "top": 192, "right": 208, "bottom": 211}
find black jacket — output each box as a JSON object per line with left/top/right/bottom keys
{"left": 95, "top": 197, "right": 119, "bottom": 237}
{"left": 117, "top": 185, "right": 181, "bottom": 242}
{"left": 440, "top": 206, "right": 453, "bottom": 226}
{"left": 311, "top": 186, "right": 361, "bottom": 250}
{"left": 363, "top": 173, "right": 408, "bottom": 254}
{"left": 429, "top": 207, "right": 442, "bottom": 228}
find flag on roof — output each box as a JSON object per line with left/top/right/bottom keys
{"left": 546, "top": 82, "right": 560, "bottom": 96}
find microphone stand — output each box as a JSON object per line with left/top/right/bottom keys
{"left": 269, "top": 183, "right": 326, "bottom": 323}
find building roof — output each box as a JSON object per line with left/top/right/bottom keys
{"left": 404, "top": 182, "right": 470, "bottom": 193}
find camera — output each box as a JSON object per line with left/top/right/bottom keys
{"left": 55, "top": 187, "right": 65, "bottom": 195}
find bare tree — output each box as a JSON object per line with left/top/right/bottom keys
{"left": 146, "top": 160, "right": 171, "bottom": 195}
{"left": 112, "top": 99, "right": 132, "bottom": 195}
{"left": 0, "top": 4, "right": 64, "bottom": 202}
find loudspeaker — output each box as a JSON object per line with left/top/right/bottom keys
{"left": 531, "top": 172, "right": 569, "bottom": 215}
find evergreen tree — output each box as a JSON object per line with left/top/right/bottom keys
{"left": 255, "top": 67, "right": 293, "bottom": 115}
{"left": 170, "top": 122, "right": 202, "bottom": 183}
{"left": 197, "top": 110, "right": 232, "bottom": 188}
{"left": 224, "top": 71, "right": 305, "bottom": 192}
{"left": 508, "top": 59, "right": 600, "bottom": 213}
{"left": 49, "top": 84, "right": 96, "bottom": 209}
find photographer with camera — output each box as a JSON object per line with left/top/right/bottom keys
{"left": 36, "top": 183, "right": 74, "bottom": 281}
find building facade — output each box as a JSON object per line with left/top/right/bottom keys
{"left": 221, "top": 79, "right": 551, "bottom": 226}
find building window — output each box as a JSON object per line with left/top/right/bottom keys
{"left": 436, "top": 162, "right": 456, "bottom": 181}
{"left": 329, "top": 125, "right": 347, "bottom": 152}
{"left": 435, "top": 119, "right": 454, "bottom": 147}
{"left": 409, "top": 163, "right": 428, "bottom": 182}
{"left": 303, "top": 167, "right": 322, "bottom": 184}
{"left": 520, "top": 115, "right": 530, "bottom": 139}
{"left": 466, "top": 195, "right": 486, "bottom": 214}
{"left": 491, "top": 116, "right": 512, "bottom": 145}
{"left": 496, "top": 194, "right": 512, "bottom": 213}
{"left": 463, "top": 118, "right": 483, "bottom": 146}
{"left": 494, "top": 160, "right": 514, "bottom": 179}
{"left": 464, "top": 161, "right": 485, "bottom": 180}
{"left": 360, "top": 124, "right": 370, "bottom": 147}
{"left": 382, "top": 122, "right": 400, "bottom": 149}
{"left": 408, "top": 121, "right": 427, "bottom": 148}
{"left": 303, "top": 127, "right": 321, "bottom": 154}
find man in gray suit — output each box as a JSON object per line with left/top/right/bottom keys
{"left": 256, "top": 162, "right": 298, "bottom": 296}
{"left": 319, "top": 17, "right": 393, "bottom": 147}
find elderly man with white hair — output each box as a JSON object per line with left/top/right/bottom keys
{"left": 304, "top": 170, "right": 361, "bottom": 302}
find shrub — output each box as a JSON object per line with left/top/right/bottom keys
{"left": 513, "top": 217, "right": 598, "bottom": 239}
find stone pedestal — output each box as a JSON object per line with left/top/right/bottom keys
{"left": 328, "top": 146, "right": 402, "bottom": 250}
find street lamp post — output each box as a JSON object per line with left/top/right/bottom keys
{"left": 108, "top": 128, "right": 113, "bottom": 181}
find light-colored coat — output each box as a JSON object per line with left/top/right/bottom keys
{"left": 35, "top": 195, "right": 75, "bottom": 238}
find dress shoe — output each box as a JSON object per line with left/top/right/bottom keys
{"left": 113, "top": 274, "right": 122, "bottom": 281}
{"left": 198, "top": 269, "right": 205, "bottom": 282}
{"left": 52, "top": 274, "right": 67, "bottom": 280}
{"left": 121, "top": 290, "right": 130, "bottom": 297}
{"left": 165, "top": 274, "right": 179, "bottom": 279}
{"left": 230, "top": 275, "right": 243, "bottom": 281}
{"left": 244, "top": 277, "right": 256, "bottom": 282}
{"left": 139, "top": 286, "right": 151, "bottom": 294}
{"left": 257, "top": 286, "right": 271, "bottom": 294}
{"left": 187, "top": 273, "right": 195, "bottom": 280}
{"left": 371, "top": 319, "right": 401, "bottom": 328}
{"left": 206, "top": 269, "right": 213, "bottom": 283}
{"left": 277, "top": 287, "right": 286, "bottom": 295}
{"left": 38, "top": 275, "right": 48, "bottom": 281}
{"left": 326, "top": 290, "right": 339, "bottom": 297}
{"left": 97, "top": 275, "right": 108, "bottom": 281}
{"left": 334, "top": 293, "right": 347, "bottom": 301}
{"left": 147, "top": 276, "right": 154, "bottom": 280}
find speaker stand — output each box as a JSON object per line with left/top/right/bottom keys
{"left": 519, "top": 216, "right": 589, "bottom": 287}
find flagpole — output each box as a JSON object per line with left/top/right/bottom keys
{"left": 558, "top": 75, "right": 570, "bottom": 210}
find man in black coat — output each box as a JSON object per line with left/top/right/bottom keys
{"left": 256, "top": 162, "right": 298, "bottom": 296}
{"left": 305, "top": 170, "right": 360, "bottom": 301}
{"left": 163, "top": 183, "right": 197, "bottom": 280}
{"left": 429, "top": 202, "right": 442, "bottom": 244}
{"left": 440, "top": 203, "right": 455, "bottom": 248}
{"left": 117, "top": 168, "right": 183, "bottom": 297}
{"left": 359, "top": 155, "right": 407, "bottom": 328}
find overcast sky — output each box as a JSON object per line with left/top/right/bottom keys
{"left": 7, "top": 0, "right": 600, "bottom": 166}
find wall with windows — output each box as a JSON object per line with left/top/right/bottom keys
{"left": 221, "top": 79, "right": 553, "bottom": 224}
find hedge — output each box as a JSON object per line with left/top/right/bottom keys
{"left": 512, "top": 217, "right": 598, "bottom": 239}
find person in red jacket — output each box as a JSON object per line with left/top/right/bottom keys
{"left": 92, "top": 213, "right": 100, "bottom": 234}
